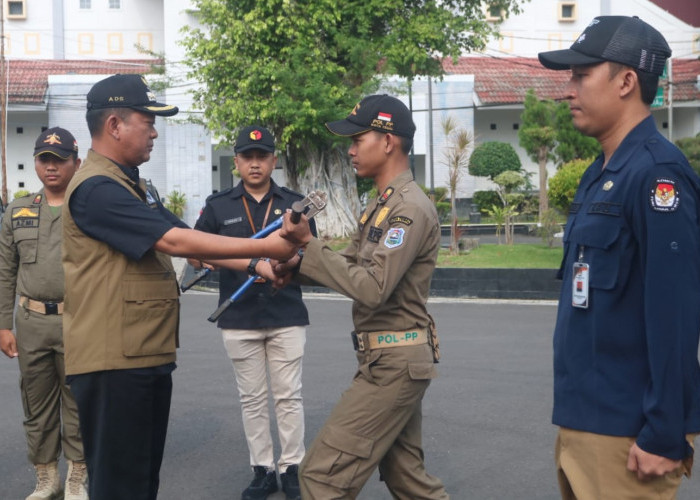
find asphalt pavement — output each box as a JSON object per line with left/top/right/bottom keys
{"left": 1, "top": 293, "right": 699, "bottom": 499}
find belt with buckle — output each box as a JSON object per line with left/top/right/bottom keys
{"left": 19, "top": 296, "right": 64, "bottom": 315}
{"left": 351, "top": 328, "right": 429, "bottom": 352}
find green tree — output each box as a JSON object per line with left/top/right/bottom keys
{"left": 493, "top": 170, "right": 525, "bottom": 245}
{"left": 165, "top": 191, "right": 187, "bottom": 219}
{"left": 554, "top": 101, "right": 600, "bottom": 165}
{"left": 547, "top": 158, "right": 590, "bottom": 213}
{"left": 518, "top": 89, "right": 556, "bottom": 220}
{"left": 676, "top": 133, "right": 700, "bottom": 177}
{"left": 13, "top": 189, "right": 30, "bottom": 200}
{"left": 441, "top": 116, "right": 473, "bottom": 254}
{"left": 468, "top": 141, "right": 522, "bottom": 181}
{"left": 181, "top": 0, "right": 524, "bottom": 237}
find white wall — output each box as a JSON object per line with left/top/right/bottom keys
{"left": 482, "top": 0, "right": 699, "bottom": 60}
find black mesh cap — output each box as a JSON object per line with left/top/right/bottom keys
{"left": 326, "top": 94, "right": 416, "bottom": 138}
{"left": 538, "top": 16, "right": 671, "bottom": 76}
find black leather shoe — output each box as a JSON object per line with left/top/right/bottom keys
{"left": 280, "top": 465, "right": 301, "bottom": 500}
{"left": 241, "top": 466, "right": 278, "bottom": 500}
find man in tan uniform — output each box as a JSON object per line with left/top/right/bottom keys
{"left": 0, "top": 127, "right": 88, "bottom": 500}
{"left": 277, "top": 95, "right": 449, "bottom": 498}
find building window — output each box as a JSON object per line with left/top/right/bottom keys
{"left": 107, "top": 33, "right": 123, "bottom": 54}
{"left": 137, "top": 33, "right": 153, "bottom": 52}
{"left": 498, "top": 32, "right": 513, "bottom": 53}
{"left": 78, "top": 33, "right": 94, "bottom": 54}
{"left": 513, "top": 123, "right": 519, "bottom": 130}
{"left": 18, "top": 164, "right": 24, "bottom": 170}
{"left": 5, "top": 0, "right": 26, "bottom": 19}
{"left": 485, "top": 4, "right": 504, "bottom": 22}
{"left": 558, "top": 2, "right": 577, "bottom": 22}
{"left": 490, "top": 123, "right": 497, "bottom": 130}
{"left": 18, "top": 182, "right": 25, "bottom": 188}
{"left": 16, "top": 126, "right": 23, "bottom": 134}
{"left": 80, "top": 0, "right": 91, "bottom": 8}
{"left": 547, "top": 33, "right": 563, "bottom": 50}
{"left": 109, "top": 0, "right": 120, "bottom": 9}
{"left": 23, "top": 33, "right": 40, "bottom": 55}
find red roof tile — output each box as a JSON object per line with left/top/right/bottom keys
{"left": 6, "top": 59, "right": 161, "bottom": 104}
{"left": 442, "top": 57, "right": 700, "bottom": 106}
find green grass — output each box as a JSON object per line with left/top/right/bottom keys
{"left": 438, "top": 244, "right": 562, "bottom": 268}
{"left": 322, "top": 238, "right": 563, "bottom": 268}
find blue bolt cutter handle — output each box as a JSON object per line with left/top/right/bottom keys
{"left": 206, "top": 192, "right": 326, "bottom": 322}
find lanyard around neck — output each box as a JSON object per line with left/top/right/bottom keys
{"left": 241, "top": 195, "right": 274, "bottom": 233}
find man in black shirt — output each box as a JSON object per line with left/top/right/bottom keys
{"left": 192, "top": 126, "right": 315, "bottom": 500}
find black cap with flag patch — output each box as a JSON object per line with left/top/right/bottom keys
{"left": 538, "top": 16, "right": 671, "bottom": 76}
{"left": 87, "top": 74, "right": 179, "bottom": 116}
{"left": 326, "top": 94, "right": 416, "bottom": 138}
{"left": 33, "top": 127, "right": 79, "bottom": 159}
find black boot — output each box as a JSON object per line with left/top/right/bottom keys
{"left": 241, "top": 466, "right": 278, "bottom": 500}
{"left": 280, "top": 465, "right": 301, "bottom": 500}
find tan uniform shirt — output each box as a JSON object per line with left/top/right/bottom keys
{"left": 0, "top": 191, "right": 63, "bottom": 329}
{"left": 300, "top": 170, "right": 439, "bottom": 332}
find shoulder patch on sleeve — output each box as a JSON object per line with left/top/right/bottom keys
{"left": 389, "top": 215, "right": 413, "bottom": 226}
{"left": 649, "top": 178, "right": 679, "bottom": 212}
{"left": 384, "top": 227, "right": 405, "bottom": 248}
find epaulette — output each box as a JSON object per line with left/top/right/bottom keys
{"left": 645, "top": 136, "right": 686, "bottom": 166}
{"left": 205, "top": 187, "right": 235, "bottom": 203}
{"left": 280, "top": 185, "right": 305, "bottom": 199}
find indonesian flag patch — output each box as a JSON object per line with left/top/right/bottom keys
{"left": 650, "top": 178, "right": 679, "bottom": 212}
{"left": 377, "top": 112, "right": 392, "bottom": 122}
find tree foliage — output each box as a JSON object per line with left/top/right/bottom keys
{"left": 554, "top": 101, "right": 600, "bottom": 164}
{"left": 468, "top": 141, "right": 521, "bottom": 180}
{"left": 181, "top": 0, "right": 524, "bottom": 236}
{"left": 518, "top": 89, "right": 556, "bottom": 218}
{"left": 547, "top": 158, "right": 590, "bottom": 214}
{"left": 676, "top": 133, "right": 700, "bottom": 177}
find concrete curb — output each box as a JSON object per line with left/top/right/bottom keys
{"left": 179, "top": 265, "right": 562, "bottom": 301}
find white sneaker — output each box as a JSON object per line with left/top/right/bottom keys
{"left": 65, "top": 460, "right": 89, "bottom": 500}
{"left": 26, "top": 462, "right": 62, "bottom": 500}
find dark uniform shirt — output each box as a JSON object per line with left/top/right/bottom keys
{"left": 553, "top": 116, "right": 700, "bottom": 460}
{"left": 69, "top": 163, "right": 187, "bottom": 261}
{"left": 194, "top": 180, "right": 315, "bottom": 330}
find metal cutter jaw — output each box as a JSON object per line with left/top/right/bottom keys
{"left": 297, "top": 190, "right": 328, "bottom": 219}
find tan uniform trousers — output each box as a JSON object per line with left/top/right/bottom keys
{"left": 222, "top": 326, "right": 306, "bottom": 472}
{"left": 556, "top": 427, "right": 696, "bottom": 500}
{"left": 16, "top": 305, "right": 83, "bottom": 465}
{"left": 299, "top": 342, "right": 449, "bottom": 499}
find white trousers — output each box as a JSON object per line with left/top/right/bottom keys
{"left": 221, "top": 326, "right": 306, "bottom": 472}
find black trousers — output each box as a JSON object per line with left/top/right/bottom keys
{"left": 68, "top": 367, "right": 173, "bottom": 500}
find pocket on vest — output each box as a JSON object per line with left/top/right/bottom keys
{"left": 122, "top": 278, "right": 179, "bottom": 357}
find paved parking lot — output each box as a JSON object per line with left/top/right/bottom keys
{"left": 1, "top": 293, "right": 698, "bottom": 499}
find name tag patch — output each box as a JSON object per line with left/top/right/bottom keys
{"left": 367, "top": 226, "right": 383, "bottom": 243}
{"left": 224, "top": 216, "right": 243, "bottom": 225}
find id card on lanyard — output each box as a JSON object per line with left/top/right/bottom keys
{"left": 572, "top": 245, "right": 589, "bottom": 309}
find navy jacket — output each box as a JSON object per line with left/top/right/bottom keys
{"left": 553, "top": 115, "right": 700, "bottom": 460}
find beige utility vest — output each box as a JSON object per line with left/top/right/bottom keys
{"left": 62, "top": 150, "right": 180, "bottom": 375}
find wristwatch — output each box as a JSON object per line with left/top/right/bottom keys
{"left": 247, "top": 258, "right": 260, "bottom": 276}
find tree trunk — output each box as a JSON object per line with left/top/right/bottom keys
{"left": 283, "top": 145, "right": 360, "bottom": 238}
{"left": 450, "top": 190, "right": 459, "bottom": 254}
{"left": 538, "top": 146, "right": 549, "bottom": 220}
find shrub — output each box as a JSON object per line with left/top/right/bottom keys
{"left": 548, "top": 158, "right": 591, "bottom": 213}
